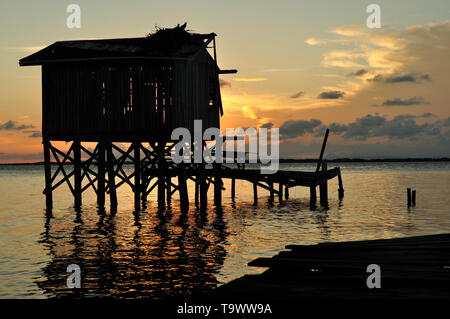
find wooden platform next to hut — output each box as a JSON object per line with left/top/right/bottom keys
{"left": 213, "top": 234, "right": 450, "bottom": 299}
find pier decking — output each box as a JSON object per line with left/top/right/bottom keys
{"left": 213, "top": 234, "right": 450, "bottom": 299}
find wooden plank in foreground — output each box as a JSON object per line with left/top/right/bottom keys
{"left": 213, "top": 233, "right": 450, "bottom": 300}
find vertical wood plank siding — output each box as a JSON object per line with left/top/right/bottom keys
{"left": 42, "top": 52, "right": 221, "bottom": 141}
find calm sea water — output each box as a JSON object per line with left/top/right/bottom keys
{"left": 0, "top": 162, "right": 449, "bottom": 298}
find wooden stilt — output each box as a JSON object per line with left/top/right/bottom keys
{"left": 43, "top": 139, "right": 53, "bottom": 209}
{"left": 253, "top": 182, "right": 258, "bottom": 205}
{"left": 269, "top": 181, "right": 274, "bottom": 202}
{"left": 178, "top": 163, "right": 189, "bottom": 212}
{"left": 319, "top": 160, "right": 328, "bottom": 207}
{"left": 310, "top": 186, "right": 317, "bottom": 205}
{"left": 73, "top": 140, "right": 82, "bottom": 208}
{"left": 412, "top": 190, "right": 416, "bottom": 206}
{"left": 213, "top": 163, "right": 222, "bottom": 206}
{"left": 285, "top": 185, "right": 289, "bottom": 200}
{"left": 199, "top": 163, "right": 208, "bottom": 211}
{"left": 195, "top": 177, "right": 200, "bottom": 206}
{"left": 133, "top": 142, "right": 141, "bottom": 211}
{"left": 166, "top": 176, "right": 172, "bottom": 207}
{"left": 97, "top": 141, "right": 106, "bottom": 208}
{"left": 157, "top": 142, "right": 166, "bottom": 210}
{"left": 141, "top": 171, "right": 148, "bottom": 204}
{"left": 278, "top": 183, "right": 283, "bottom": 202}
{"left": 231, "top": 178, "right": 235, "bottom": 200}
{"left": 106, "top": 142, "right": 117, "bottom": 209}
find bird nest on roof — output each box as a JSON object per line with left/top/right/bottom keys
{"left": 142, "top": 23, "right": 204, "bottom": 50}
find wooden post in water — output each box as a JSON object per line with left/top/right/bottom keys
{"left": 337, "top": 168, "right": 344, "bottom": 199}
{"left": 106, "top": 142, "right": 117, "bottom": 209}
{"left": 199, "top": 163, "right": 208, "bottom": 211}
{"left": 213, "top": 163, "right": 222, "bottom": 206}
{"left": 284, "top": 185, "right": 289, "bottom": 200}
{"left": 195, "top": 177, "right": 200, "bottom": 206}
{"left": 278, "top": 183, "right": 283, "bottom": 202}
{"left": 133, "top": 142, "right": 141, "bottom": 211}
{"left": 316, "top": 129, "right": 329, "bottom": 173}
{"left": 73, "top": 140, "right": 82, "bottom": 208}
{"left": 412, "top": 189, "right": 416, "bottom": 206}
{"left": 231, "top": 178, "right": 236, "bottom": 200}
{"left": 157, "top": 141, "right": 166, "bottom": 210}
{"left": 407, "top": 188, "right": 412, "bottom": 206}
{"left": 43, "top": 139, "right": 53, "bottom": 209}
{"left": 97, "top": 141, "right": 106, "bottom": 208}
{"left": 319, "top": 160, "right": 328, "bottom": 207}
{"left": 253, "top": 182, "right": 258, "bottom": 205}
{"left": 178, "top": 163, "right": 189, "bottom": 212}
{"left": 269, "top": 181, "right": 274, "bottom": 202}
{"left": 166, "top": 175, "right": 171, "bottom": 207}
{"left": 310, "top": 186, "right": 317, "bottom": 205}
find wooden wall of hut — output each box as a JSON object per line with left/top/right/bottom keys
{"left": 41, "top": 52, "right": 221, "bottom": 141}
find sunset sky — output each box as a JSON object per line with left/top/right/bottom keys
{"left": 1, "top": 0, "right": 450, "bottom": 162}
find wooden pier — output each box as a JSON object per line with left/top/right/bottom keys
{"left": 38, "top": 127, "right": 343, "bottom": 211}
{"left": 212, "top": 233, "right": 450, "bottom": 299}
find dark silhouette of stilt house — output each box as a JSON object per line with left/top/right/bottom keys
{"left": 20, "top": 25, "right": 236, "bottom": 211}
{"left": 20, "top": 24, "right": 343, "bottom": 212}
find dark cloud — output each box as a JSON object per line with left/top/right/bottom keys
{"left": 317, "top": 90, "right": 345, "bottom": 99}
{"left": 385, "top": 73, "right": 431, "bottom": 83}
{"left": 219, "top": 78, "right": 231, "bottom": 88}
{"left": 290, "top": 91, "right": 304, "bottom": 99}
{"left": 347, "top": 69, "right": 368, "bottom": 77}
{"left": 260, "top": 122, "right": 273, "bottom": 129}
{"left": 381, "top": 97, "right": 429, "bottom": 106}
{"left": 325, "top": 114, "right": 442, "bottom": 141}
{"left": 279, "top": 119, "right": 322, "bottom": 139}
{"left": 367, "top": 74, "right": 383, "bottom": 82}
{"left": 385, "top": 74, "right": 415, "bottom": 83}
{"left": 420, "top": 112, "right": 435, "bottom": 118}
{"left": 367, "top": 73, "right": 431, "bottom": 84}
{"left": 0, "top": 120, "right": 34, "bottom": 131}
{"left": 27, "top": 131, "right": 42, "bottom": 138}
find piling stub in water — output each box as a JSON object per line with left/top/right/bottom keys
{"left": 407, "top": 188, "right": 412, "bottom": 206}
{"left": 412, "top": 190, "right": 416, "bottom": 206}
{"left": 337, "top": 168, "right": 344, "bottom": 199}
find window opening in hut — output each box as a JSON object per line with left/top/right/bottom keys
{"left": 155, "top": 82, "right": 159, "bottom": 112}
{"left": 209, "top": 77, "right": 216, "bottom": 108}
{"left": 101, "top": 81, "right": 106, "bottom": 117}
{"left": 129, "top": 76, "right": 133, "bottom": 112}
{"left": 124, "top": 75, "right": 133, "bottom": 115}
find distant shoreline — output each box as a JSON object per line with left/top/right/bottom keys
{"left": 1, "top": 158, "right": 450, "bottom": 165}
